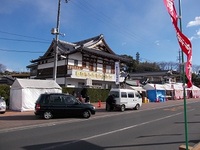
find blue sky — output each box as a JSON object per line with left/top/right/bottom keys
{"left": 0, "top": 0, "right": 200, "bottom": 72}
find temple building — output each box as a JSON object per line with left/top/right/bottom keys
{"left": 27, "top": 34, "right": 131, "bottom": 88}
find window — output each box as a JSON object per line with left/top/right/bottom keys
{"left": 128, "top": 92, "right": 134, "bottom": 98}
{"left": 109, "top": 91, "right": 119, "bottom": 98}
{"left": 82, "top": 61, "right": 86, "bottom": 68}
{"left": 49, "top": 95, "right": 64, "bottom": 104}
{"left": 135, "top": 93, "right": 141, "bottom": 98}
{"left": 106, "top": 65, "right": 111, "bottom": 73}
{"left": 85, "top": 62, "right": 89, "bottom": 69}
{"left": 97, "top": 64, "right": 103, "bottom": 72}
{"left": 63, "top": 96, "right": 75, "bottom": 104}
{"left": 74, "top": 60, "right": 78, "bottom": 66}
{"left": 121, "top": 92, "right": 127, "bottom": 98}
{"left": 93, "top": 63, "right": 97, "bottom": 71}
{"left": 37, "top": 94, "right": 47, "bottom": 104}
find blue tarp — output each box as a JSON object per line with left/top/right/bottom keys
{"left": 147, "top": 90, "right": 166, "bottom": 102}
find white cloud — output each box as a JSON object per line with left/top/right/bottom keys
{"left": 189, "top": 29, "right": 200, "bottom": 41}
{"left": 189, "top": 36, "right": 196, "bottom": 41}
{"left": 187, "top": 16, "right": 200, "bottom": 27}
{"left": 197, "top": 29, "right": 200, "bottom": 36}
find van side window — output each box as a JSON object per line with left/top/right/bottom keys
{"left": 109, "top": 91, "right": 119, "bottom": 98}
{"left": 121, "top": 92, "right": 127, "bottom": 98}
{"left": 128, "top": 92, "right": 134, "bottom": 98}
{"left": 135, "top": 93, "right": 141, "bottom": 98}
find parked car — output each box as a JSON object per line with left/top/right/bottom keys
{"left": 106, "top": 88, "right": 142, "bottom": 112}
{"left": 34, "top": 93, "right": 96, "bottom": 119}
{"left": 0, "top": 97, "right": 6, "bottom": 114}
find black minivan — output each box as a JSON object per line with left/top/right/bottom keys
{"left": 34, "top": 93, "right": 95, "bottom": 119}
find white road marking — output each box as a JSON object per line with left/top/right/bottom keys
{"left": 0, "top": 101, "right": 197, "bottom": 133}
{"left": 82, "top": 112, "right": 184, "bottom": 140}
{"left": 41, "top": 110, "right": 194, "bottom": 150}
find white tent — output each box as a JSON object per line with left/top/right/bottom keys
{"left": 130, "top": 86, "right": 146, "bottom": 93}
{"left": 187, "top": 85, "right": 200, "bottom": 98}
{"left": 10, "top": 79, "right": 62, "bottom": 111}
{"left": 143, "top": 84, "right": 166, "bottom": 90}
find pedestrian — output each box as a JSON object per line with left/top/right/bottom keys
{"left": 78, "top": 95, "right": 84, "bottom": 103}
{"left": 106, "top": 95, "right": 115, "bottom": 111}
{"left": 85, "top": 96, "right": 90, "bottom": 104}
{"left": 72, "top": 91, "right": 77, "bottom": 97}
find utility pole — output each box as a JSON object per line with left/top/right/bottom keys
{"left": 52, "top": 0, "right": 68, "bottom": 81}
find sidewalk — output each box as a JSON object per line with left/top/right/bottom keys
{"left": 1, "top": 102, "right": 106, "bottom": 117}
{"left": 1, "top": 99, "right": 199, "bottom": 117}
{"left": 0, "top": 102, "right": 106, "bottom": 131}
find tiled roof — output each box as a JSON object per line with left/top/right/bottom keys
{"left": 30, "top": 34, "right": 131, "bottom": 63}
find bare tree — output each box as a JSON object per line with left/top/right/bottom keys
{"left": 192, "top": 65, "right": 200, "bottom": 74}
{"left": 157, "top": 61, "right": 179, "bottom": 71}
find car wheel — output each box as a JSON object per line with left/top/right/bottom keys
{"left": 43, "top": 111, "right": 53, "bottom": 119}
{"left": 121, "top": 105, "right": 125, "bottom": 112}
{"left": 82, "top": 110, "right": 91, "bottom": 118}
{"left": 134, "top": 104, "right": 140, "bottom": 110}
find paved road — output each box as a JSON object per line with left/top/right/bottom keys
{"left": 0, "top": 99, "right": 200, "bottom": 150}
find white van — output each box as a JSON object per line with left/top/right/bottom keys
{"left": 106, "top": 88, "right": 142, "bottom": 112}
{"left": 0, "top": 97, "right": 6, "bottom": 114}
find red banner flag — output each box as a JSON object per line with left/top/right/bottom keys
{"left": 164, "top": 0, "right": 192, "bottom": 88}
{"left": 163, "top": 0, "right": 178, "bottom": 25}
{"left": 175, "top": 25, "right": 192, "bottom": 87}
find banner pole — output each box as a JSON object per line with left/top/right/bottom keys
{"left": 178, "top": 0, "right": 189, "bottom": 149}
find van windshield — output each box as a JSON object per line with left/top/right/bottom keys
{"left": 109, "top": 91, "right": 119, "bottom": 98}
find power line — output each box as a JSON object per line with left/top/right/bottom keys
{"left": 0, "top": 30, "right": 50, "bottom": 42}
{"left": 70, "top": 0, "right": 149, "bottom": 51}
{"left": 0, "top": 37, "right": 50, "bottom": 44}
{"left": 0, "top": 48, "right": 44, "bottom": 53}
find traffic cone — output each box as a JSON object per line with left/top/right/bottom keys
{"left": 155, "top": 98, "right": 159, "bottom": 102}
{"left": 98, "top": 100, "right": 101, "bottom": 108}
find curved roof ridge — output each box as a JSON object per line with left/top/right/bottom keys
{"left": 74, "top": 34, "right": 103, "bottom": 46}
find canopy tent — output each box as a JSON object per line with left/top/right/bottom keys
{"left": 187, "top": 85, "right": 200, "bottom": 98}
{"left": 143, "top": 84, "right": 166, "bottom": 102}
{"left": 171, "top": 83, "right": 184, "bottom": 99}
{"left": 143, "top": 84, "right": 166, "bottom": 90}
{"left": 162, "top": 83, "right": 174, "bottom": 100}
{"left": 10, "top": 79, "right": 62, "bottom": 111}
{"left": 130, "top": 86, "right": 146, "bottom": 93}
{"left": 129, "top": 86, "right": 147, "bottom": 99}
{"left": 163, "top": 83, "right": 173, "bottom": 90}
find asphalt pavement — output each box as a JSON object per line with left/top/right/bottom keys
{"left": 0, "top": 99, "right": 200, "bottom": 131}
{"left": 1, "top": 99, "right": 200, "bottom": 150}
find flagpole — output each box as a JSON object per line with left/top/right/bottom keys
{"left": 178, "top": 0, "right": 189, "bottom": 149}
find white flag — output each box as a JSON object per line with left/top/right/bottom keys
{"left": 115, "top": 62, "right": 120, "bottom": 85}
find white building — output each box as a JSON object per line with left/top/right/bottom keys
{"left": 27, "top": 34, "right": 131, "bottom": 88}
